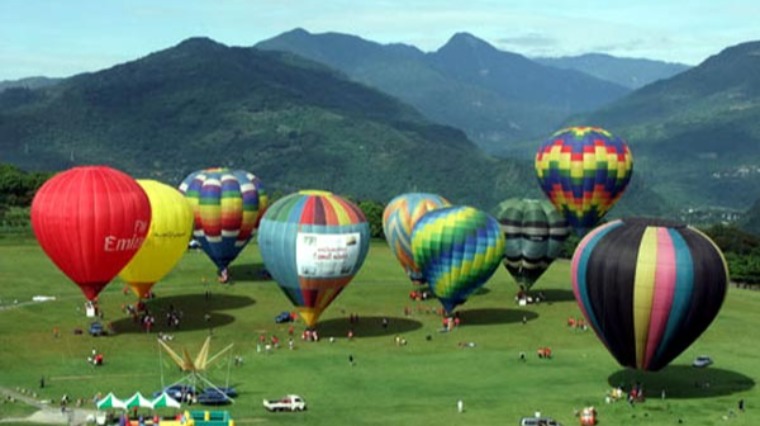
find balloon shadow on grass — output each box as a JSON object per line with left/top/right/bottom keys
{"left": 226, "top": 262, "right": 271, "bottom": 283}
{"left": 532, "top": 289, "right": 576, "bottom": 303}
{"left": 110, "top": 312, "right": 236, "bottom": 335}
{"left": 110, "top": 294, "right": 255, "bottom": 334}
{"left": 315, "top": 316, "right": 423, "bottom": 338}
{"left": 458, "top": 308, "right": 539, "bottom": 326}
{"left": 150, "top": 293, "right": 255, "bottom": 311}
{"left": 608, "top": 366, "right": 755, "bottom": 399}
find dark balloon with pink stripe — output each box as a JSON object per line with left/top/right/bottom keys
{"left": 571, "top": 218, "right": 729, "bottom": 371}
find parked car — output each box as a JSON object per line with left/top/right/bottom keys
{"left": 263, "top": 394, "right": 306, "bottom": 412}
{"left": 519, "top": 416, "right": 561, "bottom": 426}
{"left": 692, "top": 355, "right": 714, "bottom": 368}
{"left": 275, "top": 311, "right": 293, "bottom": 324}
{"left": 88, "top": 322, "right": 106, "bottom": 337}
{"left": 197, "top": 388, "right": 233, "bottom": 406}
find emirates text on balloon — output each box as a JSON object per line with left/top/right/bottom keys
{"left": 104, "top": 235, "right": 146, "bottom": 252}
{"left": 104, "top": 220, "right": 150, "bottom": 252}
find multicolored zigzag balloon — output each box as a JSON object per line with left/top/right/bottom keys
{"left": 535, "top": 126, "right": 633, "bottom": 235}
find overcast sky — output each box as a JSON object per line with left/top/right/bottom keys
{"left": 2, "top": 0, "right": 759, "bottom": 81}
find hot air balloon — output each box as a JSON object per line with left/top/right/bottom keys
{"left": 118, "top": 180, "right": 194, "bottom": 298}
{"left": 496, "top": 198, "right": 569, "bottom": 292}
{"left": 571, "top": 218, "right": 728, "bottom": 371}
{"left": 257, "top": 190, "right": 370, "bottom": 328}
{"left": 535, "top": 126, "right": 633, "bottom": 236}
{"left": 31, "top": 166, "right": 152, "bottom": 301}
{"left": 411, "top": 206, "right": 505, "bottom": 313}
{"left": 382, "top": 193, "right": 451, "bottom": 283}
{"left": 179, "top": 168, "right": 268, "bottom": 281}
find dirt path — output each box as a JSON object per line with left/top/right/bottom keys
{"left": 0, "top": 386, "right": 97, "bottom": 425}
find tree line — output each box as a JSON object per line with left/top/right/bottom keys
{"left": 0, "top": 164, "right": 51, "bottom": 231}
{"left": 2, "top": 163, "right": 759, "bottom": 286}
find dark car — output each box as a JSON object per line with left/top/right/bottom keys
{"left": 692, "top": 355, "right": 714, "bottom": 368}
{"left": 153, "top": 385, "right": 196, "bottom": 401}
{"left": 197, "top": 388, "right": 233, "bottom": 406}
{"left": 275, "top": 311, "right": 293, "bottom": 324}
{"left": 89, "top": 322, "right": 106, "bottom": 337}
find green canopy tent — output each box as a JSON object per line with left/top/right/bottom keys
{"left": 96, "top": 393, "right": 126, "bottom": 410}
{"left": 124, "top": 392, "right": 154, "bottom": 410}
{"left": 150, "top": 392, "right": 181, "bottom": 409}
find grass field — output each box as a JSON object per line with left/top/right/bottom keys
{"left": 0, "top": 237, "right": 757, "bottom": 425}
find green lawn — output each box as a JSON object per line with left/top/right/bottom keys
{"left": 0, "top": 239, "right": 757, "bottom": 425}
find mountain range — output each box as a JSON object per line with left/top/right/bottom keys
{"left": 0, "top": 37, "right": 536, "bottom": 210}
{"left": 573, "top": 41, "right": 760, "bottom": 209}
{"left": 534, "top": 53, "right": 690, "bottom": 89}
{"left": 256, "top": 29, "right": 634, "bottom": 154}
{"left": 1, "top": 29, "right": 758, "bottom": 217}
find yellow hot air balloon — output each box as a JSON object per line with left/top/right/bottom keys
{"left": 119, "top": 180, "right": 194, "bottom": 298}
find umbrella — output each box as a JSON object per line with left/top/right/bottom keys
{"left": 124, "top": 392, "right": 154, "bottom": 409}
{"left": 150, "top": 392, "right": 181, "bottom": 409}
{"left": 96, "top": 393, "right": 126, "bottom": 410}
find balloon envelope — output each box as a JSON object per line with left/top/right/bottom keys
{"left": 382, "top": 193, "right": 451, "bottom": 282}
{"left": 535, "top": 126, "right": 633, "bottom": 236}
{"left": 31, "top": 166, "right": 151, "bottom": 301}
{"left": 179, "top": 168, "right": 268, "bottom": 274}
{"left": 118, "top": 180, "right": 194, "bottom": 298}
{"left": 257, "top": 190, "right": 370, "bottom": 327}
{"left": 496, "top": 198, "right": 569, "bottom": 291}
{"left": 571, "top": 218, "right": 728, "bottom": 371}
{"left": 411, "top": 206, "right": 505, "bottom": 313}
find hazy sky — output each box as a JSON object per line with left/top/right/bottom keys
{"left": 2, "top": 0, "right": 759, "bottom": 81}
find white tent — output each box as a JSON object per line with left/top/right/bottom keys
{"left": 96, "top": 393, "right": 126, "bottom": 410}
{"left": 150, "top": 392, "right": 181, "bottom": 409}
{"left": 124, "top": 392, "right": 154, "bottom": 409}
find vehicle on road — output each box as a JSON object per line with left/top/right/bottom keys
{"left": 263, "top": 394, "right": 306, "bottom": 412}
{"left": 692, "top": 355, "right": 714, "bottom": 368}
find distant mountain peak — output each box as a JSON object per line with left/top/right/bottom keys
{"left": 442, "top": 32, "right": 497, "bottom": 52}
{"left": 284, "top": 27, "right": 311, "bottom": 37}
{"left": 175, "top": 37, "right": 227, "bottom": 52}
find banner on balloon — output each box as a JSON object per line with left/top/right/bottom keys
{"left": 296, "top": 232, "right": 361, "bottom": 277}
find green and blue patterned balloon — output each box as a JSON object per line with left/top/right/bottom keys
{"left": 411, "top": 206, "right": 505, "bottom": 313}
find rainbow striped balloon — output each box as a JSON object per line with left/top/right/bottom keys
{"left": 535, "top": 126, "right": 633, "bottom": 235}
{"left": 571, "top": 218, "right": 728, "bottom": 371}
{"left": 382, "top": 193, "right": 451, "bottom": 282}
{"left": 411, "top": 206, "right": 505, "bottom": 313}
{"left": 258, "top": 190, "right": 370, "bottom": 328}
{"left": 179, "top": 168, "right": 268, "bottom": 273}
